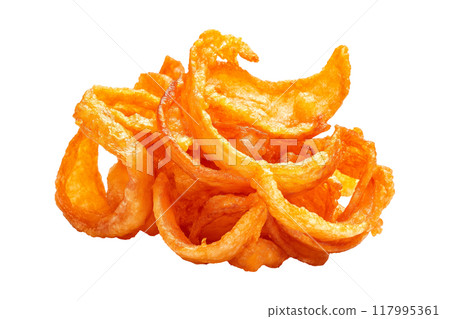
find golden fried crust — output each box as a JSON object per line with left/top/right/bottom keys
{"left": 55, "top": 30, "right": 394, "bottom": 271}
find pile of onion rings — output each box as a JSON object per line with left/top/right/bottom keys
{"left": 55, "top": 30, "right": 394, "bottom": 271}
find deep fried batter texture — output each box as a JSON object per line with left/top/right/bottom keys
{"left": 181, "top": 31, "right": 349, "bottom": 193}
{"left": 153, "top": 172, "right": 267, "bottom": 264}
{"left": 229, "top": 238, "right": 288, "bottom": 272}
{"left": 55, "top": 130, "right": 154, "bottom": 238}
{"left": 55, "top": 30, "right": 395, "bottom": 271}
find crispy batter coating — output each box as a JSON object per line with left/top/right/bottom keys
{"left": 55, "top": 30, "right": 394, "bottom": 271}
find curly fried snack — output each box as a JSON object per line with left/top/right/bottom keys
{"left": 181, "top": 31, "right": 348, "bottom": 193}
{"left": 55, "top": 130, "right": 155, "bottom": 238}
{"left": 153, "top": 173, "right": 267, "bottom": 264}
{"left": 55, "top": 31, "right": 394, "bottom": 271}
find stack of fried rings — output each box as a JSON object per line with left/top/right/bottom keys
{"left": 55, "top": 30, "right": 394, "bottom": 271}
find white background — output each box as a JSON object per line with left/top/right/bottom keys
{"left": 1, "top": 1, "right": 449, "bottom": 318}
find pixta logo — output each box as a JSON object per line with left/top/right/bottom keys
{"left": 126, "top": 130, "right": 171, "bottom": 176}
{"left": 125, "top": 129, "right": 326, "bottom": 176}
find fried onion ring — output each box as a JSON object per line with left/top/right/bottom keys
{"left": 153, "top": 172, "right": 267, "bottom": 264}
{"left": 55, "top": 130, "right": 154, "bottom": 238}
{"left": 55, "top": 30, "right": 395, "bottom": 271}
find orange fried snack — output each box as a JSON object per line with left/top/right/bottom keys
{"left": 55, "top": 30, "right": 394, "bottom": 271}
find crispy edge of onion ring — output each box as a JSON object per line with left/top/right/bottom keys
{"left": 229, "top": 238, "right": 288, "bottom": 272}
{"left": 262, "top": 215, "right": 329, "bottom": 266}
{"left": 252, "top": 167, "right": 369, "bottom": 241}
{"left": 55, "top": 130, "right": 154, "bottom": 238}
{"left": 181, "top": 30, "right": 346, "bottom": 193}
{"left": 159, "top": 55, "right": 185, "bottom": 80}
{"left": 189, "top": 194, "right": 255, "bottom": 244}
{"left": 153, "top": 172, "right": 267, "bottom": 264}
{"left": 157, "top": 80, "right": 252, "bottom": 194}
{"left": 278, "top": 165, "right": 394, "bottom": 253}
{"left": 185, "top": 30, "right": 349, "bottom": 138}
{"left": 74, "top": 86, "right": 160, "bottom": 162}
{"left": 106, "top": 161, "right": 158, "bottom": 237}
